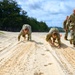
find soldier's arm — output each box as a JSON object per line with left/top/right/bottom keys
{"left": 66, "top": 15, "right": 72, "bottom": 29}
{"left": 18, "top": 32, "right": 22, "bottom": 41}
{"left": 63, "top": 20, "right": 66, "bottom": 29}
{"left": 66, "top": 19, "right": 71, "bottom": 30}
{"left": 46, "top": 34, "right": 51, "bottom": 42}
{"left": 57, "top": 35, "right": 61, "bottom": 47}
{"left": 46, "top": 34, "right": 53, "bottom": 45}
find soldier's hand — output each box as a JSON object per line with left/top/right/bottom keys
{"left": 57, "top": 45, "right": 61, "bottom": 48}
{"left": 50, "top": 42, "right": 55, "bottom": 47}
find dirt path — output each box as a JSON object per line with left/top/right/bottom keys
{"left": 0, "top": 31, "right": 75, "bottom": 75}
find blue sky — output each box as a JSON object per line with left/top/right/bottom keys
{"left": 16, "top": 0, "right": 75, "bottom": 27}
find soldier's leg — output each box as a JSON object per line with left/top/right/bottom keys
{"left": 64, "top": 30, "right": 68, "bottom": 40}
{"left": 72, "top": 34, "right": 75, "bottom": 47}
{"left": 70, "top": 30, "right": 73, "bottom": 44}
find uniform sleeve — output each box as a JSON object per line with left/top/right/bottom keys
{"left": 63, "top": 20, "right": 66, "bottom": 29}
{"left": 66, "top": 16, "right": 71, "bottom": 29}
{"left": 46, "top": 34, "right": 51, "bottom": 42}
{"left": 18, "top": 31, "right": 22, "bottom": 41}
{"left": 69, "top": 15, "right": 73, "bottom": 22}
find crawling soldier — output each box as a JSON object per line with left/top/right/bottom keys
{"left": 18, "top": 24, "right": 32, "bottom": 41}
{"left": 46, "top": 28, "right": 61, "bottom": 48}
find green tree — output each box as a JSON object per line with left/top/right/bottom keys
{"left": 0, "top": 0, "right": 49, "bottom": 32}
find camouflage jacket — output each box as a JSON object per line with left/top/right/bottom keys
{"left": 46, "top": 28, "right": 60, "bottom": 45}
{"left": 18, "top": 24, "right": 32, "bottom": 40}
{"left": 67, "top": 14, "right": 75, "bottom": 31}
{"left": 63, "top": 20, "right": 67, "bottom": 29}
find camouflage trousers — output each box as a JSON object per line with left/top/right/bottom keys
{"left": 64, "top": 30, "right": 68, "bottom": 40}
{"left": 70, "top": 30, "right": 75, "bottom": 45}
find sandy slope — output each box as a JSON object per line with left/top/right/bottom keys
{"left": 0, "top": 31, "right": 75, "bottom": 75}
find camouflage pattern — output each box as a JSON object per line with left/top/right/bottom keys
{"left": 63, "top": 20, "right": 67, "bottom": 29}
{"left": 67, "top": 14, "right": 75, "bottom": 45}
{"left": 18, "top": 24, "right": 32, "bottom": 41}
{"left": 63, "top": 16, "right": 69, "bottom": 40}
{"left": 46, "top": 28, "right": 61, "bottom": 46}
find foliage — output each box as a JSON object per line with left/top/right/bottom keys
{"left": 0, "top": 0, "right": 49, "bottom": 32}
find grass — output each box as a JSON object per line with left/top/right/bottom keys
{"left": 0, "top": 31, "right": 5, "bottom": 35}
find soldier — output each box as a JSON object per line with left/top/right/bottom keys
{"left": 18, "top": 24, "right": 32, "bottom": 41}
{"left": 67, "top": 9, "right": 75, "bottom": 47}
{"left": 63, "top": 16, "right": 69, "bottom": 40}
{"left": 46, "top": 28, "right": 61, "bottom": 48}
{"left": 69, "top": 9, "right": 75, "bottom": 46}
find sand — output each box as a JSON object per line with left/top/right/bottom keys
{"left": 0, "top": 31, "right": 75, "bottom": 75}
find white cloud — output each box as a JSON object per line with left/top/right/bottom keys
{"left": 16, "top": 0, "right": 75, "bottom": 27}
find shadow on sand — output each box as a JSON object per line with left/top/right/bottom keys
{"left": 51, "top": 42, "right": 69, "bottom": 49}
{"left": 61, "top": 43, "right": 69, "bottom": 49}
{"left": 30, "top": 40, "right": 43, "bottom": 45}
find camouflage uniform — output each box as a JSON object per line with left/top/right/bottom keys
{"left": 18, "top": 24, "right": 32, "bottom": 41}
{"left": 63, "top": 19, "right": 69, "bottom": 40}
{"left": 67, "top": 14, "right": 75, "bottom": 46}
{"left": 46, "top": 28, "right": 61, "bottom": 46}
